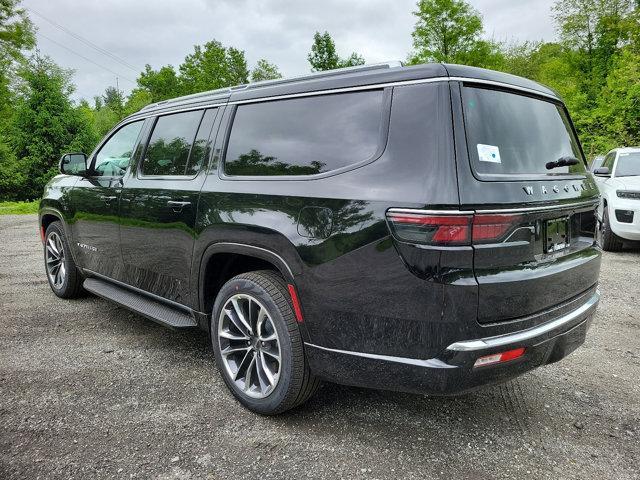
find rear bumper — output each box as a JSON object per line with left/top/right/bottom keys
{"left": 305, "top": 291, "right": 599, "bottom": 395}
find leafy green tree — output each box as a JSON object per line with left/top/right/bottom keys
{"left": 123, "top": 88, "right": 152, "bottom": 117}
{"left": 136, "top": 64, "right": 181, "bottom": 102}
{"left": 179, "top": 40, "right": 249, "bottom": 94}
{"left": 308, "top": 31, "right": 365, "bottom": 71}
{"left": 0, "top": 0, "right": 35, "bottom": 62}
{"left": 102, "top": 86, "right": 124, "bottom": 119}
{"left": 0, "top": 0, "right": 35, "bottom": 197}
{"left": 8, "top": 55, "right": 95, "bottom": 200}
{"left": 408, "top": 0, "right": 500, "bottom": 66}
{"left": 250, "top": 59, "right": 282, "bottom": 82}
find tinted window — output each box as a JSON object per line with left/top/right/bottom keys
{"left": 615, "top": 152, "right": 640, "bottom": 177}
{"left": 142, "top": 110, "right": 203, "bottom": 176}
{"left": 224, "top": 90, "right": 384, "bottom": 176}
{"left": 94, "top": 121, "right": 144, "bottom": 177}
{"left": 462, "top": 86, "right": 586, "bottom": 177}
{"left": 602, "top": 152, "right": 616, "bottom": 170}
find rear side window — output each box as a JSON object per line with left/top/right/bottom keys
{"left": 224, "top": 90, "right": 385, "bottom": 176}
{"left": 142, "top": 110, "right": 204, "bottom": 176}
{"left": 462, "top": 86, "right": 586, "bottom": 178}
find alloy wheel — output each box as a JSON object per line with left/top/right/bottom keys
{"left": 217, "top": 294, "right": 281, "bottom": 398}
{"left": 45, "top": 231, "right": 66, "bottom": 289}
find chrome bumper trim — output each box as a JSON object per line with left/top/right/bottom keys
{"left": 446, "top": 291, "right": 600, "bottom": 352}
{"left": 304, "top": 343, "right": 454, "bottom": 369}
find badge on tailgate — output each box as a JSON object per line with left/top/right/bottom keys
{"left": 545, "top": 217, "right": 570, "bottom": 253}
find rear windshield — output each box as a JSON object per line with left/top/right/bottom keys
{"left": 615, "top": 152, "right": 640, "bottom": 177}
{"left": 462, "top": 86, "right": 586, "bottom": 178}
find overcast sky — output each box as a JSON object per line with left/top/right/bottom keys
{"left": 23, "top": 0, "right": 558, "bottom": 102}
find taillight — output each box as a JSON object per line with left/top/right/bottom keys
{"left": 386, "top": 209, "right": 522, "bottom": 246}
{"left": 472, "top": 214, "right": 522, "bottom": 243}
{"left": 386, "top": 211, "right": 472, "bottom": 246}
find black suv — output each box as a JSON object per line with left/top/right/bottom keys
{"left": 40, "top": 63, "right": 601, "bottom": 414}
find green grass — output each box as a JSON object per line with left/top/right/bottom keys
{"left": 0, "top": 201, "right": 40, "bottom": 215}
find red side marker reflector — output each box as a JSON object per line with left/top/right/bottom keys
{"left": 40, "top": 226, "right": 45, "bottom": 243}
{"left": 287, "top": 284, "right": 304, "bottom": 323}
{"left": 473, "top": 347, "right": 526, "bottom": 368}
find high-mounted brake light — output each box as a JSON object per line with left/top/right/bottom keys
{"left": 386, "top": 210, "right": 522, "bottom": 246}
{"left": 473, "top": 347, "right": 526, "bottom": 368}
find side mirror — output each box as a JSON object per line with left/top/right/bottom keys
{"left": 59, "top": 153, "right": 88, "bottom": 176}
{"left": 593, "top": 167, "right": 610, "bottom": 177}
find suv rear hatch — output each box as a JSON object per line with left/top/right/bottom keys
{"left": 453, "top": 81, "right": 600, "bottom": 324}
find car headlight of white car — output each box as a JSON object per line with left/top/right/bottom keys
{"left": 616, "top": 190, "right": 640, "bottom": 199}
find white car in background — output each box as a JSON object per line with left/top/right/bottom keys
{"left": 593, "top": 147, "right": 640, "bottom": 251}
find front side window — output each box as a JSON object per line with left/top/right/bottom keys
{"left": 142, "top": 110, "right": 204, "bottom": 176}
{"left": 224, "top": 90, "right": 385, "bottom": 176}
{"left": 93, "top": 121, "right": 144, "bottom": 177}
{"left": 462, "top": 86, "right": 587, "bottom": 178}
{"left": 602, "top": 152, "right": 616, "bottom": 171}
{"left": 614, "top": 152, "right": 640, "bottom": 177}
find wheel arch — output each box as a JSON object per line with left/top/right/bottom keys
{"left": 197, "top": 242, "right": 301, "bottom": 323}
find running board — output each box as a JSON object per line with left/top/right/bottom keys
{"left": 83, "top": 277, "right": 198, "bottom": 329}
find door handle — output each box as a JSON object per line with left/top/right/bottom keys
{"left": 167, "top": 200, "right": 191, "bottom": 212}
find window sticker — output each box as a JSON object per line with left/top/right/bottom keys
{"left": 477, "top": 144, "right": 501, "bottom": 163}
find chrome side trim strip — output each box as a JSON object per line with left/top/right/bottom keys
{"left": 387, "top": 207, "right": 474, "bottom": 215}
{"left": 446, "top": 291, "right": 600, "bottom": 352}
{"left": 475, "top": 200, "right": 599, "bottom": 214}
{"left": 304, "top": 343, "right": 454, "bottom": 369}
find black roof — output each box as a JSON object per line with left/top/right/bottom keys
{"left": 132, "top": 62, "right": 560, "bottom": 119}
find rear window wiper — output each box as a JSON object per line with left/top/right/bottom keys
{"left": 546, "top": 156, "right": 580, "bottom": 170}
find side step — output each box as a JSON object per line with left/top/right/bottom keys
{"left": 83, "top": 277, "right": 198, "bottom": 329}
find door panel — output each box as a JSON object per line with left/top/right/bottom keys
{"left": 68, "top": 120, "right": 146, "bottom": 278}
{"left": 119, "top": 108, "right": 220, "bottom": 306}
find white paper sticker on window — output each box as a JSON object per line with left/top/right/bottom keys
{"left": 477, "top": 144, "right": 501, "bottom": 163}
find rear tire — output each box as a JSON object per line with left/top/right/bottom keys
{"left": 211, "top": 270, "right": 319, "bottom": 415}
{"left": 601, "top": 207, "right": 623, "bottom": 252}
{"left": 44, "top": 221, "right": 83, "bottom": 298}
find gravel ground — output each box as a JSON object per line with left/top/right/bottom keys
{"left": 0, "top": 214, "right": 638, "bottom": 480}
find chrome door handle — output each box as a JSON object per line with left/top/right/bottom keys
{"left": 167, "top": 200, "right": 191, "bottom": 212}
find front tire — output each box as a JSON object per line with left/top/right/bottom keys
{"left": 601, "top": 207, "right": 623, "bottom": 252}
{"left": 211, "top": 270, "right": 319, "bottom": 415}
{"left": 44, "top": 221, "right": 83, "bottom": 298}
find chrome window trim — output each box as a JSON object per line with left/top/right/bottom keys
{"left": 446, "top": 291, "right": 600, "bottom": 352}
{"left": 448, "top": 76, "right": 558, "bottom": 100}
{"left": 123, "top": 76, "right": 558, "bottom": 122}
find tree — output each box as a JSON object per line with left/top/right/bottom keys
{"left": 553, "top": 0, "right": 636, "bottom": 103}
{"left": 408, "top": 0, "right": 500, "bottom": 66}
{"left": 136, "top": 64, "right": 181, "bottom": 102}
{"left": 307, "top": 31, "right": 365, "bottom": 71}
{"left": 250, "top": 59, "right": 282, "bottom": 82}
{"left": 102, "top": 86, "right": 124, "bottom": 118}
{"left": 8, "top": 55, "right": 95, "bottom": 200}
{"left": 0, "top": 0, "right": 36, "bottom": 195}
{"left": 0, "top": 0, "right": 35, "bottom": 62}
{"left": 179, "top": 40, "right": 249, "bottom": 94}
